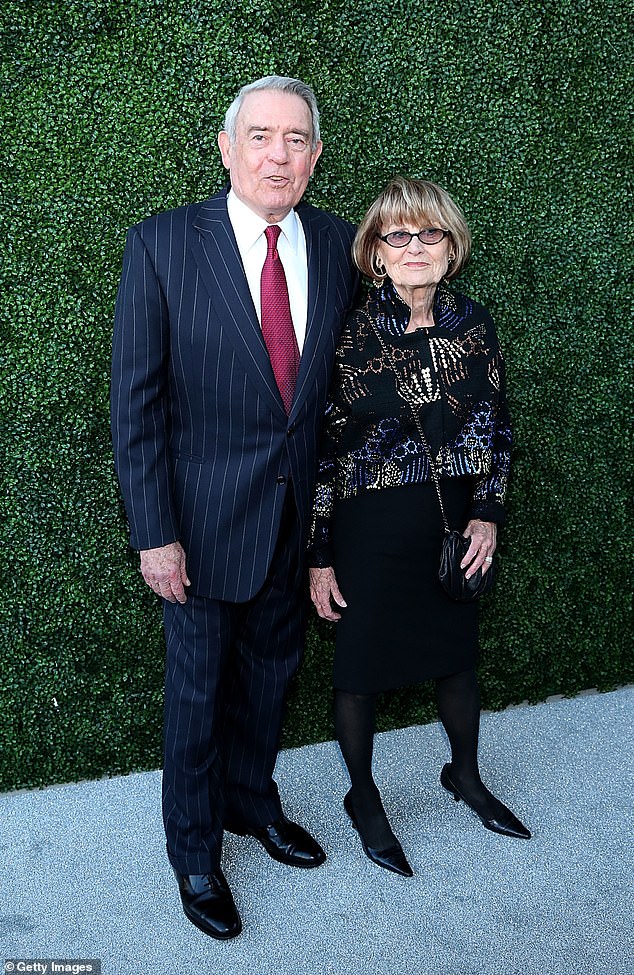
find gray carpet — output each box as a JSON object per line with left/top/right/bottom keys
{"left": 1, "top": 687, "right": 632, "bottom": 975}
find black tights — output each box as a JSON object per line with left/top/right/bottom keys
{"left": 335, "top": 668, "right": 501, "bottom": 848}
{"left": 334, "top": 689, "right": 394, "bottom": 849}
{"left": 435, "top": 667, "right": 482, "bottom": 787}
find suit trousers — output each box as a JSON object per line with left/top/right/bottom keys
{"left": 161, "top": 488, "right": 307, "bottom": 874}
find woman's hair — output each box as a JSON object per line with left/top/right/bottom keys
{"left": 352, "top": 176, "right": 471, "bottom": 282}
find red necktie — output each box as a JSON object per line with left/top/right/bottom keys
{"left": 260, "top": 225, "right": 300, "bottom": 414}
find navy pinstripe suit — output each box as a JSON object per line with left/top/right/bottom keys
{"left": 111, "top": 189, "right": 358, "bottom": 872}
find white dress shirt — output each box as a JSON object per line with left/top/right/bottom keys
{"left": 226, "top": 190, "right": 308, "bottom": 351}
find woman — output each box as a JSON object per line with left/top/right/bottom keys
{"left": 309, "top": 176, "right": 530, "bottom": 878}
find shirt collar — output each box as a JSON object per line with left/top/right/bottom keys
{"left": 227, "top": 190, "right": 300, "bottom": 255}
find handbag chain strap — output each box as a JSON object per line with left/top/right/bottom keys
{"left": 369, "top": 319, "right": 451, "bottom": 534}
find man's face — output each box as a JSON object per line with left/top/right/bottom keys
{"left": 218, "top": 89, "right": 323, "bottom": 223}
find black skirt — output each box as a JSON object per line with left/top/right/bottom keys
{"left": 331, "top": 480, "right": 480, "bottom": 694}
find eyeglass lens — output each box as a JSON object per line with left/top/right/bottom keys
{"left": 384, "top": 229, "right": 446, "bottom": 246}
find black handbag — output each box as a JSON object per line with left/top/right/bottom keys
{"left": 438, "top": 529, "right": 496, "bottom": 601}
{"left": 370, "top": 321, "right": 496, "bottom": 602}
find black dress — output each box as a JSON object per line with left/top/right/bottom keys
{"left": 331, "top": 479, "right": 479, "bottom": 694}
{"left": 309, "top": 283, "right": 510, "bottom": 695}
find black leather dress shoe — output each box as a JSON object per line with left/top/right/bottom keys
{"left": 343, "top": 791, "right": 413, "bottom": 877}
{"left": 440, "top": 764, "right": 531, "bottom": 840}
{"left": 232, "top": 815, "right": 326, "bottom": 868}
{"left": 174, "top": 868, "right": 242, "bottom": 939}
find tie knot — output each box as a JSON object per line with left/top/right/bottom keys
{"left": 265, "top": 225, "right": 282, "bottom": 254}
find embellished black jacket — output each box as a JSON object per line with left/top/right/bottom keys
{"left": 308, "top": 281, "right": 512, "bottom": 566}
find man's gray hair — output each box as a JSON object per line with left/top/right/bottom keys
{"left": 223, "top": 76, "right": 321, "bottom": 149}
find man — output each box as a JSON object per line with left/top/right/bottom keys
{"left": 111, "top": 76, "right": 358, "bottom": 940}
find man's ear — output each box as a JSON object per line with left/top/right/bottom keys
{"left": 309, "top": 140, "right": 323, "bottom": 176}
{"left": 218, "top": 131, "right": 232, "bottom": 170}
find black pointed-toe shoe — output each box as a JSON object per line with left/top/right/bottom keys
{"left": 343, "top": 791, "right": 413, "bottom": 877}
{"left": 175, "top": 868, "right": 242, "bottom": 940}
{"left": 440, "top": 764, "right": 531, "bottom": 840}
{"left": 233, "top": 815, "right": 326, "bottom": 868}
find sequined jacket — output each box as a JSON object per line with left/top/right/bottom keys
{"left": 308, "top": 282, "right": 512, "bottom": 567}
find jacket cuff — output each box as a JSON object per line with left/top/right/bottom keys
{"left": 469, "top": 501, "right": 506, "bottom": 526}
{"left": 307, "top": 544, "right": 334, "bottom": 569}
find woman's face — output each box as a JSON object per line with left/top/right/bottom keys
{"left": 376, "top": 219, "right": 452, "bottom": 293}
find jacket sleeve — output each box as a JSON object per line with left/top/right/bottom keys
{"left": 110, "top": 226, "right": 179, "bottom": 550}
{"left": 307, "top": 342, "right": 352, "bottom": 568}
{"left": 469, "top": 332, "right": 512, "bottom": 525}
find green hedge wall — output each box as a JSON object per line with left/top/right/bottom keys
{"left": 1, "top": 0, "right": 631, "bottom": 791}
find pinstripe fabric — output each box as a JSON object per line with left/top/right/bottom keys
{"left": 162, "top": 491, "right": 306, "bottom": 873}
{"left": 111, "top": 189, "right": 358, "bottom": 873}
{"left": 111, "top": 189, "right": 358, "bottom": 602}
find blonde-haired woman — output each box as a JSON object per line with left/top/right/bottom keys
{"left": 309, "top": 177, "right": 530, "bottom": 878}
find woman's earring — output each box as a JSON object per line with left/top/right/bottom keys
{"left": 371, "top": 254, "right": 386, "bottom": 286}
{"left": 443, "top": 254, "right": 456, "bottom": 283}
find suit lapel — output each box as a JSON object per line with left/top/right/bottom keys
{"left": 190, "top": 194, "right": 339, "bottom": 421}
{"left": 291, "top": 207, "right": 337, "bottom": 418}
{"left": 190, "top": 193, "right": 285, "bottom": 416}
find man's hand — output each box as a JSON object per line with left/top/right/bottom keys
{"left": 309, "top": 566, "right": 347, "bottom": 621}
{"left": 460, "top": 520, "right": 497, "bottom": 579}
{"left": 140, "top": 542, "right": 191, "bottom": 604}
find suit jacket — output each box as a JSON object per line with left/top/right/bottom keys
{"left": 111, "top": 189, "right": 358, "bottom": 601}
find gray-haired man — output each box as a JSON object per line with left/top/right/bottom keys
{"left": 111, "top": 76, "right": 358, "bottom": 937}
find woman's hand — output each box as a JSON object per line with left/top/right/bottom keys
{"left": 309, "top": 567, "right": 347, "bottom": 621}
{"left": 461, "top": 520, "right": 497, "bottom": 579}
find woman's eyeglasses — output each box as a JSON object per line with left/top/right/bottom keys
{"left": 378, "top": 229, "right": 449, "bottom": 247}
